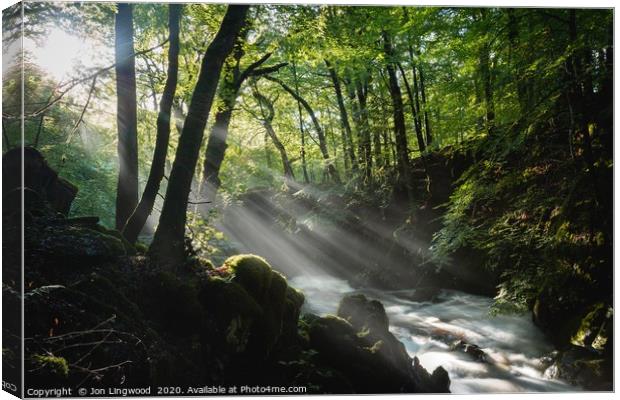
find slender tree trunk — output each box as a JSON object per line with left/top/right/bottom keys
{"left": 344, "top": 77, "right": 363, "bottom": 166}
{"left": 340, "top": 122, "right": 350, "bottom": 173}
{"left": 397, "top": 62, "right": 426, "bottom": 153}
{"left": 33, "top": 114, "right": 44, "bottom": 148}
{"left": 418, "top": 66, "right": 432, "bottom": 147}
{"left": 383, "top": 31, "right": 413, "bottom": 201}
{"left": 507, "top": 8, "right": 529, "bottom": 114}
{"left": 355, "top": 80, "right": 372, "bottom": 183}
{"left": 2, "top": 118, "right": 11, "bottom": 149}
{"left": 264, "top": 132, "right": 272, "bottom": 169}
{"left": 372, "top": 126, "right": 383, "bottom": 171}
{"left": 253, "top": 89, "right": 295, "bottom": 180}
{"left": 265, "top": 75, "right": 340, "bottom": 183}
{"left": 567, "top": 10, "right": 603, "bottom": 216}
{"left": 149, "top": 5, "right": 249, "bottom": 268}
{"left": 199, "top": 56, "right": 242, "bottom": 208}
{"left": 479, "top": 43, "right": 494, "bottom": 132}
{"left": 381, "top": 128, "right": 391, "bottom": 168}
{"left": 410, "top": 60, "right": 424, "bottom": 145}
{"left": 325, "top": 59, "right": 358, "bottom": 173}
{"left": 114, "top": 3, "right": 139, "bottom": 231}
{"left": 122, "top": 4, "right": 181, "bottom": 244}
{"left": 200, "top": 50, "right": 286, "bottom": 207}
{"left": 292, "top": 61, "right": 310, "bottom": 183}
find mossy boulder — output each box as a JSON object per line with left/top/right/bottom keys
{"left": 138, "top": 271, "right": 203, "bottom": 337}
{"left": 200, "top": 277, "right": 261, "bottom": 354}
{"left": 307, "top": 294, "right": 450, "bottom": 393}
{"left": 200, "top": 254, "right": 305, "bottom": 360}
{"left": 90, "top": 224, "right": 137, "bottom": 256}
{"left": 571, "top": 302, "right": 611, "bottom": 350}
{"left": 36, "top": 224, "right": 126, "bottom": 259}
{"left": 337, "top": 293, "right": 389, "bottom": 334}
{"left": 225, "top": 254, "right": 273, "bottom": 302}
{"left": 545, "top": 345, "right": 612, "bottom": 390}
{"left": 282, "top": 286, "right": 305, "bottom": 340}
{"left": 532, "top": 284, "right": 588, "bottom": 347}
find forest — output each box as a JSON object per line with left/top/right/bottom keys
{"left": 2, "top": 1, "right": 614, "bottom": 395}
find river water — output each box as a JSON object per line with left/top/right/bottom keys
{"left": 290, "top": 275, "right": 578, "bottom": 394}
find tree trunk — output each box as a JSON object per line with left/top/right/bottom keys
{"left": 478, "top": 42, "right": 495, "bottom": 132}
{"left": 507, "top": 8, "right": 529, "bottom": 114}
{"left": 383, "top": 31, "right": 413, "bottom": 201}
{"left": 292, "top": 61, "right": 310, "bottom": 183}
{"left": 410, "top": 60, "right": 424, "bottom": 147}
{"left": 199, "top": 48, "right": 244, "bottom": 209}
{"left": 253, "top": 89, "right": 295, "bottom": 180}
{"left": 397, "top": 62, "right": 426, "bottom": 153}
{"left": 373, "top": 126, "right": 383, "bottom": 171}
{"left": 149, "top": 5, "right": 249, "bottom": 268}
{"left": 355, "top": 80, "right": 372, "bottom": 183}
{"left": 418, "top": 65, "right": 432, "bottom": 147}
{"left": 325, "top": 59, "right": 358, "bottom": 174}
{"left": 200, "top": 47, "right": 284, "bottom": 207}
{"left": 264, "top": 132, "right": 272, "bottom": 169}
{"left": 265, "top": 75, "right": 340, "bottom": 183}
{"left": 344, "top": 76, "right": 363, "bottom": 165}
{"left": 114, "top": 3, "right": 139, "bottom": 231}
{"left": 122, "top": 4, "right": 181, "bottom": 244}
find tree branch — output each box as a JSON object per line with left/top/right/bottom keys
{"left": 17, "top": 39, "right": 169, "bottom": 120}
{"left": 237, "top": 52, "right": 273, "bottom": 84}
{"left": 65, "top": 75, "right": 97, "bottom": 144}
{"left": 250, "top": 62, "right": 288, "bottom": 77}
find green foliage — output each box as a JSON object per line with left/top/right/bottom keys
{"left": 432, "top": 118, "right": 611, "bottom": 320}
{"left": 32, "top": 354, "right": 69, "bottom": 378}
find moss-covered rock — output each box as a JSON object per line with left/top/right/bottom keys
{"left": 571, "top": 302, "right": 610, "bottom": 349}
{"left": 337, "top": 293, "right": 389, "bottom": 334}
{"left": 36, "top": 224, "right": 126, "bottom": 259}
{"left": 225, "top": 254, "right": 273, "bottom": 302}
{"left": 91, "top": 224, "right": 137, "bottom": 256}
{"left": 545, "top": 345, "right": 612, "bottom": 390}
{"left": 138, "top": 271, "right": 203, "bottom": 337}
{"left": 306, "top": 294, "right": 451, "bottom": 394}
{"left": 200, "top": 277, "right": 261, "bottom": 354}
{"left": 200, "top": 255, "right": 305, "bottom": 360}
{"left": 532, "top": 284, "right": 588, "bottom": 347}
{"left": 282, "top": 286, "right": 305, "bottom": 340}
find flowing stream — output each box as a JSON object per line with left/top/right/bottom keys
{"left": 290, "top": 275, "right": 579, "bottom": 394}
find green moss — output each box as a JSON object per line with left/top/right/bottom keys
{"left": 134, "top": 241, "right": 148, "bottom": 254}
{"left": 202, "top": 277, "right": 262, "bottom": 321}
{"left": 286, "top": 286, "right": 305, "bottom": 311}
{"left": 200, "top": 277, "right": 262, "bottom": 353}
{"left": 364, "top": 340, "right": 383, "bottom": 354}
{"left": 91, "top": 225, "right": 136, "bottom": 255}
{"left": 572, "top": 303, "right": 608, "bottom": 348}
{"left": 254, "top": 270, "right": 288, "bottom": 355}
{"left": 32, "top": 354, "right": 69, "bottom": 377}
{"left": 225, "top": 254, "right": 273, "bottom": 302}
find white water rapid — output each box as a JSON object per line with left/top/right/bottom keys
{"left": 290, "top": 275, "right": 579, "bottom": 394}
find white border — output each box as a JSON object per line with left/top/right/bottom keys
{"left": 0, "top": 2, "right": 616, "bottom": 400}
